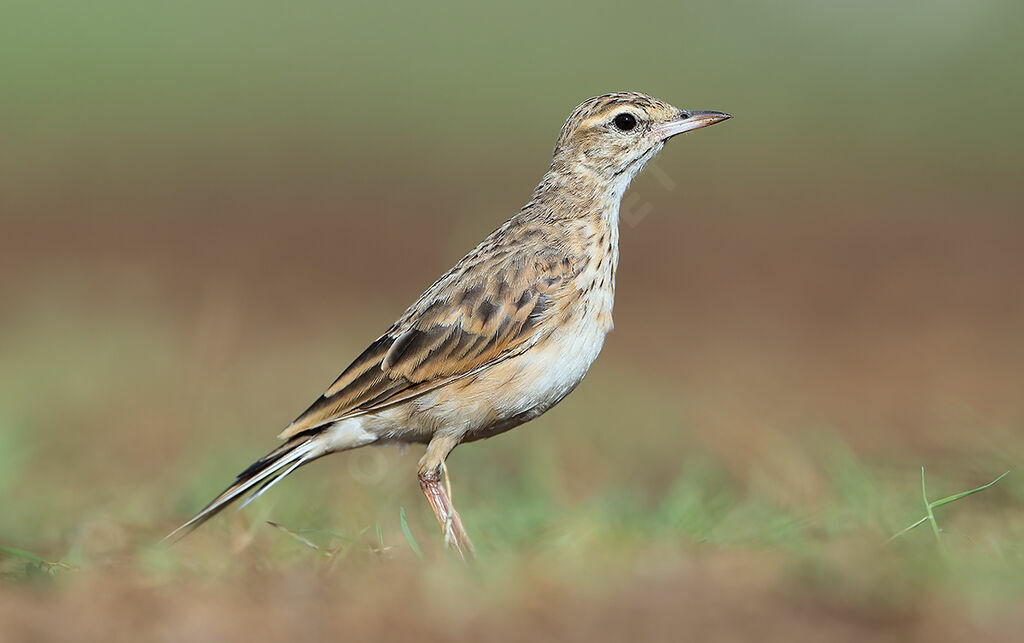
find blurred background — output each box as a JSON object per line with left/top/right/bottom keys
{"left": 2, "top": 1, "right": 1023, "bottom": 640}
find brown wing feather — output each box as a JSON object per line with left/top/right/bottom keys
{"left": 277, "top": 246, "right": 577, "bottom": 439}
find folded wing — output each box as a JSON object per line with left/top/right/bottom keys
{"left": 278, "top": 249, "right": 577, "bottom": 439}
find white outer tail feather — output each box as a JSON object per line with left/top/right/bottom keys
{"left": 164, "top": 438, "right": 319, "bottom": 543}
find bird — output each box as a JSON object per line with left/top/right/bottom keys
{"left": 167, "top": 92, "right": 731, "bottom": 558}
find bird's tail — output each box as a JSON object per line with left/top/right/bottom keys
{"left": 164, "top": 436, "right": 322, "bottom": 543}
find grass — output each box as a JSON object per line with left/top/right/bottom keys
{"left": 0, "top": 545, "right": 76, "bottom": 577}
{"left": 400, "top": 507, "right": 424, "bottom": 560}
{"left": 889, "top": 469, "right": 1010, "bottom": 543}
{"left": 3, "top": 441, "right": 1018, "bottom": 596}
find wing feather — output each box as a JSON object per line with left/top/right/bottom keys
{"left": 277, "top": 247, "right": 578, "bottom": 439}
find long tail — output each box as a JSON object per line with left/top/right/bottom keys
{"left": 164, "top": 437, "right": 321, "bottom": 543}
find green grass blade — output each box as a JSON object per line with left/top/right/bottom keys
{"left": 929, "top": 471, "right": 1010, "bottom": 508}
{"left": 399, "top": 507, "right": 423, "bottom": 560}
{"left": 887, "top": 515, "right": 930, "bottom": 542}
{"left": 921, "top": 467, "right": 942, "bottom": 541}
{"left": 0, "top": 544, "right": 75, "bottom": 572}
{"left": 0, "top": 545, "right": 48, "bottom": 564}
{"left": 892, "top": 469, "right": 1011, "bottom": 542}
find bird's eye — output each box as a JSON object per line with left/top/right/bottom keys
{"left": 613, "top": 113, "right": 637, "bottom": 131}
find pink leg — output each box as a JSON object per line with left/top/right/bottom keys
{"left": 418, "top": 435, "right": 475, "bottom": 559}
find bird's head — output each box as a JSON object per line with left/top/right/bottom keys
{"left": 550, "top": 91, "right": 730, "bottom": 191}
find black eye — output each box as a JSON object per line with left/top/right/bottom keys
{"left": 613, "top": 112, "right": 637, "bottom": 131}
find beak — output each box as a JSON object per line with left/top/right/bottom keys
{"left": 653, "top": 110, "right": 731, "bottom": 141}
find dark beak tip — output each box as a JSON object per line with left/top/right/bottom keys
{"left": 692, "top": 110, "right": 732, "bottom": 121}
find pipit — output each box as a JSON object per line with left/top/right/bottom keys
{"left": 168, "top": 92, "right": 730, "bottom": 558}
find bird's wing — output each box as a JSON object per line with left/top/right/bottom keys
{"left": 277, "top": 246, "right": 578, "bottom": 439}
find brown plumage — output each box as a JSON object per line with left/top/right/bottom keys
{"left": 167, "top": 92, "right": 731, "bottom": 557}
{"left": 278, "top": 230, "right": 576, "bottom": 441}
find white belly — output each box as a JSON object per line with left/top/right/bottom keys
{"left": 507, "top": 314, "right": 609, "bottom": 412}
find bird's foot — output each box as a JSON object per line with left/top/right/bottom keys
{"left": 418, "top": 469, "right": 475, "bottom": 560}
{"left": 442, "top": 513, "right": 456, "bottom": 548}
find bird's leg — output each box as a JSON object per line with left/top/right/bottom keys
{"left": 419, "top": 468, "right": 473, "bottom": 558}
{"left": 418, "top": 434, "right": 475, "bottom": 559}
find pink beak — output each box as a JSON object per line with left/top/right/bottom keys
{"left": 653, "top": 110, "right": 732, "bottom": 140}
